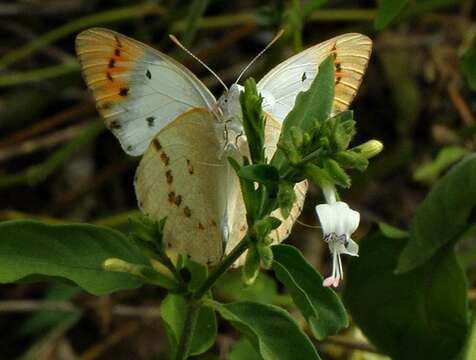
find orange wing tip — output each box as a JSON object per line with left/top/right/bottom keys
{"left": 76, "top": 28, "right": 146, "bottom": 112}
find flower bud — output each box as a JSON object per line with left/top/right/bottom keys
{"left": 353, "top": 140, "right": 383, "bottom": 159}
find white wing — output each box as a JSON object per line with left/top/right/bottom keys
{"left": 76, "top": 28, "right": 216, "bottom": 156}
{"left": 257, "top": 33, "right": 372, "bottom": 122}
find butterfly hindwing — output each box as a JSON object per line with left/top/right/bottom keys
{"left": 134, "top": 109, "right": 243, "bottom": 265}
{"left": 76, "top": 28, "right": 215, "bottom": 156}
{"left": 257, "top": 33, "right": 372, "bottom": 122}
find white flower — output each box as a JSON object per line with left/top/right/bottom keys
{"left": 315, "top": 201, "right": 360, "bottom": 288}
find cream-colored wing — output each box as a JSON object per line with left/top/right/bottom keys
{"left": 257, "top": 33, "right": 372, "bottom": 122}
{"left": 76, "top": 28, "right": 215, "bottom": 156}
{"left": 226, "top": 115, "right": 308, "bottom": 266}
{"left": 135, "top": 109, "right": 241, "bottom": 266}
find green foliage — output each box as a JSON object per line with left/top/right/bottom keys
{"left": 397, "top": 154, "right": 476, "bottom": 272}
{"left": 272, "top": 245, "right": 348, "bottom": 340}
{"left": 210, "top": 300, "right": 321, "bottom": 360}
{"left": 19, "top": 284, "right": 82, "bottom": 336}
{"left": 213, "top": 271, "right": 278, "bottom": 304}
{"left": 414, "top": 146, "right": 469, "bottom": 184}
{"left": 343, "top": 229, "right": 469, "bottom": 360}
{"left": 374, "top": 0, "right": 409, "bottom": 30}
{"left": 0, "top": 220, "right": 149, "bottom": 295}
{"left": 229, "top": 338, "right": 262, "bottom": 360}
{"left": 161, "top": 295, "right": 217, "bottom": 357}
{"left": 462, "top": 36, "right": 476, "bottom": 91}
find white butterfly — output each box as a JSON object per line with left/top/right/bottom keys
{"left": 76, "top": 28, "right": 372, "bottom": 266}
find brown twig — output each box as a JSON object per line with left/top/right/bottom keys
{"left": 0, "top": 123, "right": 88, "bottom": 162}
{"left": 448, "top": 80, "right": 475, "bottom": 125}
{"left": 77, "top": 321, "right": 141, "bottom": 360}
{"left": 0, "top": 300, "right": 161, "bottom": 318}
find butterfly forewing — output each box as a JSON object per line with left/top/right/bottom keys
{"left": 258, "top": 33, "right": 372, "bottom": 122}
{"left": 76, "top": 28, "right": 215, "bottom": 156}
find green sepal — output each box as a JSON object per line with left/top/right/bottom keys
{"left": 334, "top": 150, "right": 369, "bottom": 171}
{"left": 253, "top": 216, "right": 282, "bottom": 240}
{"left": 257, "top": 243, "right": 273, "bottom": 270}
{"left": 243, "top": 247, "right": 261, "bottom": 285}
{"left": 278, "top": 181, "right": 296, "bottom": 219}
{"left": 323, "top": 158, "right": 351, "bottom": 188}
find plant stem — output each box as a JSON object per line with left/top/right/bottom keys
{"left": 194, "top": 236, "right": 249, "bottom": 300}
{"left": 174, "top": 300, "right": 201, "bottom": 360}
{"left": 173, "top": 237, "right": 249, "bottom": 359}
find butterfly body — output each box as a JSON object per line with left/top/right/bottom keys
{"left": 76, "top": 28, "right": 372, "bottom": 265}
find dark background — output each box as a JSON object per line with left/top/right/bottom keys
{"left": 0, "top": 0, "right": 474, "bottom": 359}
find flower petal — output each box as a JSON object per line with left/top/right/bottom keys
{"left": 333, "top": 202, "right": 351, "bottom": 235}
{"left": 344, "top": 208, "right": 360, "bottom": 235}
{"left": 316, "top": 204, "right": 337, "bottom": 235}
{"left": 343, "top": 238, "right": 359, "bottom": 256}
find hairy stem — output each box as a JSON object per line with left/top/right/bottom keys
{"left": 174, "top": 300, "right": 201, "bottom": 360}
{"left": 193, "top": 236, "right": 249, "bottom": 300}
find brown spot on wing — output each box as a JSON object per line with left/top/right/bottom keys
{"left": 198, "top": 222, "right": 205, "bottom": 230}
{"left": 174, "top": 195, "right": 182, "bottom": 206}
{"left": 168, "top": 191, "right": 176, "bottom": 203}
{"left": 153, "top": 139, "right": 162, "bottom": 151}
{"left": 184, "top": 206, "right": 191, "bottom": 217}
{"left": 186, "top": 159, "right": 194, "bottom": 174}
{"left": 166, "top": 170, "right": 173, "bottom": 184}
{"left": 160, "top": 152, "right": 170, "bottom": 166}
{"left": 119, "top": 87, "right": 129, "bottom": 96}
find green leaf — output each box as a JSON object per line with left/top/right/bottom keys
{"left": 378, "top": 222, "right": 408, "bottom": 239}
{"left": 272, "top": 245, "right": 348, "bottom": 340}
{"left": 462, "top": 313, "right": 476, "bottom": 360}
{"left": 343, "top": 230, "right": 469, "bottom": 360}
{"left": 272, "top": 55, "right": 335, "bottom": 169}
{"left": 161, "top": 294, "right": 217, "bottom": 357}
{"left": 214, "top": 271, "right": 278, "bottom": 304}
{"left": 397, "top": 154, "right": 476, "bottom": 273}
{"left": 210, "top": 300, "right": 321, "bottom": 360}
{"left": 229, "top": 156, "right": 259, "bottom": 220}
{"left": 241, "top": 78, "right": 266, "bottom": 164}
{"left": 462, "top": 36, "right": 476, "bottom": 91}
{"left": 229, "top": 338, "right": 262, "bottom": 360}
{"left": 374, "top": 0, "right": 409, "bottom": 30}
{"left": 0, "top": 220, "right": 149, "bottom": 295}
{"left": 413, "top": 146, "right": 469, "bottom": 184}
{"left": 238, "top": 164, "right": 280, "bottom": 187}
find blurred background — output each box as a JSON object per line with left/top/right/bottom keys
{"left": 0, "top": 0, "right": 474, "bottom": 359}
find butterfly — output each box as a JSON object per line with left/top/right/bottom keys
{"left": 75, "top": 28, "right": 372, "bottom": 266}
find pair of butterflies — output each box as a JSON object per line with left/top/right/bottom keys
{"left": 75, "top": 28, "right": 372, "bottom": 266}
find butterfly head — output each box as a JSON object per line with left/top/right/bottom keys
{"left": 217, "top": 83, "right": 244, "bottom": 124}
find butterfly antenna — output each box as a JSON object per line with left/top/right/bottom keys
{"left": 234, "top": 29, "right": 284, "bottom": 85}
{"left": 169, "top": 34, "right": 228, "bottom": 91}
